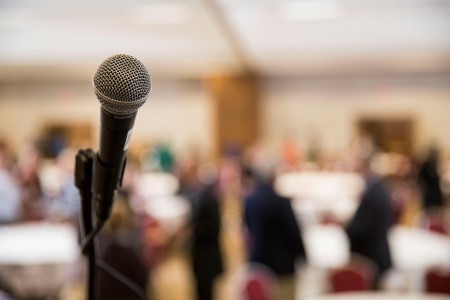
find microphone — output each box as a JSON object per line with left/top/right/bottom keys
{"left": 92, "top": 54, "right": 151, "bottom": 221}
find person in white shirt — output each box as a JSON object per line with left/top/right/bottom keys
{"left": 0, "top": 142, "right": 21, "bottom": 224}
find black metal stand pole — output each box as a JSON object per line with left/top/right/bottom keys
{"left": 75, "top": 149, "right": 97, "bottom": 300}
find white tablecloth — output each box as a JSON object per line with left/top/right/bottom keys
{"left": 389, "top": 226, "right": 450, "bottom": 271}
{"left": 275, "top": 171, "right": 364, "bottom": 223}
{"left": 303, "top": 224, "right": 450, "bottom": 271}
{"left": 299, "top": 224, "right": 450, "bottom": 294}
{"left": 304, "top": 292, "right": 450, "bottom": 300}
{"left": 303, "top": 224, "right": 350, "bottom": 268}
{"left": 133, "top": 172, "right": 190, "bottom": 235}
{"left": 0, "top": 222, "right": 80, "bottom": 297}
{"left": 145, "top": 195, "right": 191, "bottom": 235}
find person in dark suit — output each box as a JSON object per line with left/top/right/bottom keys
{"left": 345, "top": 155, "right": 393, "bottom": 289}
{"left": 243, "top": 163, "right": 306, "bottom": 300}
{"left": 418, "top": 147, "right": 444, "bottom": 210}
{"left": 191, "top": 183, "right": 224, "bottom": 300}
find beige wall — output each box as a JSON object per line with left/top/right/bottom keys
{"left": 1, "top": 76, "right": 449, "bottom": 158}
{"left": 261, "top": 76, "right": 450, "bottom": 156}
{"left": 0, "top": 81, "right": 215, "bottom": 155}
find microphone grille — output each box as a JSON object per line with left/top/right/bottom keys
{"left": 93, "top": 54, "right": 151, "bottom": 115}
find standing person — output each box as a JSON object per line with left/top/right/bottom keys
{"left": 243, "top": 162, "right": 306, "bottom": 300}
{"left": 190, "top": 156, "right": 243, "bottom": 300}
{"left": 191, "top": 182, "right": 223, "bottom": 300}
{"left": 418, "top": 146, "right": 444, "bottom": 210}
{"left": 345, "top": 153, "right": 393, "bottom": 289}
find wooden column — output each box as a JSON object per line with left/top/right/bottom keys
{"left": 205, "top": 74, "right": 260, "bottom": 156}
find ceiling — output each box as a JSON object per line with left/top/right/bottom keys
{"left": 0, "top": 0, "right": 449, "bottom": 81}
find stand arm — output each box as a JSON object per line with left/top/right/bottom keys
{"left": 75, "top": 149, "right": 97, "bottom": 300}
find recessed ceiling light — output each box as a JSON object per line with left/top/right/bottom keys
{"left": 130, "top": 3, "right": 190, "bottom": 25}
{"left": 279, "top": 0, "right": 341, "bottom": 21}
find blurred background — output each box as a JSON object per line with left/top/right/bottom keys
{"left": 1, "top": 0, "right": 450, "bottom": 299}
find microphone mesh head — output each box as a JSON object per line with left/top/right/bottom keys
{"left": 93, "top": 54, "right": 151, "bottom": 115}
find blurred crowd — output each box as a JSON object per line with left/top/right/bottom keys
{"left": 1, "top": 132, "right": 449, "bottom": 224}
{"left": 0, "top": 140, "right": 79, "bottom": 225}
{"left": 1, "top": 132, "right": 450, "bottom": 299}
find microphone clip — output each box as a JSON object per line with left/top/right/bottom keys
{"left": 92, "top": 153, "right": 127, "bottom": 222}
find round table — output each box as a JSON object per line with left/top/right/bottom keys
{"left": 0, "top": 222, "right": 79, "bottom": 298}
{"left": 299, "top": 224, "right": 450, "bottom": 294}
{"left": 303, "top": 224, "right": 450, "bottom": 270}
{"left": 305, "top": 292, "right": 450, "bottom": 300}
{"left": 275, "top": 171, "right": 364, "bottom": 223}
{"left": 144, "top": 194, "right": 191, "bottom": 235}
{"left": 389, "top": 226, "right": 450, "bottom": 271}
{"left": 303, "top": 224, "right": 350, "bottom": 268}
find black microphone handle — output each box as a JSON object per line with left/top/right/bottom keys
{"left": 93, "top": 108, "right": 137, "bottom": 221}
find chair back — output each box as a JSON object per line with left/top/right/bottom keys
{"left": 330, "top": 256, "right": 376, "bottom": 292}
{"left": 231, "top": 263, "right": 276, "bottom": 300}
{"left": 417, "top": 209, "right": 449, "bottom": 235}
{"left": 426, "top": 268, "right": 450, "bottom": 294}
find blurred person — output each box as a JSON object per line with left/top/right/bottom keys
{"left": 279, "top": 133, "right": 303, "bottom": 173}
{"left": 418, "top": 146, "right": 444, "bottom": 210}
{"left": 13, "top": 142, "right": 44, "bottom": 221}
{"left": 189, "top": 158, "right": 242, "bottom": 300}
{"left": 177, "top": 148, "right": 204, "bottom": 203}
{"left": 191, "top": 184, "right": 223, "bottom": 300}
{"left": 38, "top": 149, "right": 80, "bottom": 223}
{"left": 154, "top": 142, "right": 175, "bottom": 173}
{"left": 56, "top": 149, "right": 80, "bottom": 220}
{"left": 241, "top": 142, "right": 266, "bottom": 197}
{"left": 0, "top": 291, "right": 13, "bottom": 300}
{"left": 98, "top": 190, "right": 150, "bottom": 300}
{"left": 222, "top": 142, "right": 242, "bottom": 161}
{"left": 0, "top": 141, "right": 21, "bottom": 223}
{"left": 306, "top": 133, "right": 321, "bottom": 164}
{"left": 142, "top": 141, "right": 175, "bottom": 173}
{"left": 243, "top": 157, "right": 306, "bottom": 300}
{"left": 345, "top": 151, "right": 393, "bottom": 289}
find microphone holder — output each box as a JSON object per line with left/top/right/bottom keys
{"left": 75, "top": 148, "right": 129, "bottom": 300}
{"left": 75, "top": 149, "right": 97, "bottom": 300}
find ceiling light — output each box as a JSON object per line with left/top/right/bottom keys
{"left": 130, "top": 3, "right": 190, "bottom": 25}
{"left": 279, "top": 0, "right": 341, "bottom": 21}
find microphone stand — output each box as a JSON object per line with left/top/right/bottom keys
{"left": 75, "top": 149, "right": 97, "bottom": 300}
{"left": 75, "top": 149, "right": 127, "bottom": 300}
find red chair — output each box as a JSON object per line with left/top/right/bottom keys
{"left": 330, "top": 256, "right": 377, "bottom": 292}
{"left": 424, "top": 215, "right": 448, "bottom": 235}
{"left": 426, "top": 268, "right": 450, "bottom": 294}
{"left": 418, "top": 209, "right": 449, "bottom": 235}
{"left": 245, "top": 277, "right": 270, "bottom": 300}
{"left": 232, "top": 264, "right": 276, "bottom": 300}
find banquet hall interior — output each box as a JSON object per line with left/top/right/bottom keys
{"left": 1, "top": 0, "right": 450, "bottom": 299}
